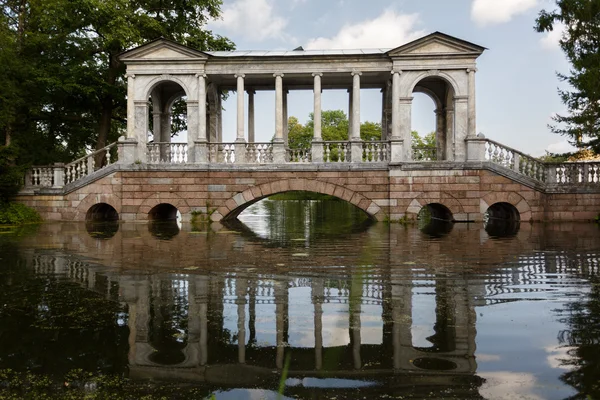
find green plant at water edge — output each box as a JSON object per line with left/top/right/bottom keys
{"left": 0, "top": 146, "right": 25, "bottom": 202}
{"left": 0, "top": 202, "right": 42, "bottom": 225}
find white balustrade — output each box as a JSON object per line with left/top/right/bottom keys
{"left": 147, "top": 142, "right": 188, "bottom": 164}
{"left": 28, "top": 167, "right": 55, "bottom": 187}
{"left": 208, "top": 143, "right": 236, "bottom": 164}
{"left": 286, "top": 148, "right": 311, "bottom": 163}
{"left": 246, "top": 143, "right": 273, "bottom": 164}
{"left": 363, "top": 141, "right": 389, "bottom": 162}
{"left": 484, "top": 140, "right": 546, "bottom": 182}
{"left": 550, "top": 162, "right": 600, "bottom": 185}
{"left": 323, "top": 141, "right": 351, "bottom": 163}
{"left": 412, "top": 146, "right": 437, "bottom": 161}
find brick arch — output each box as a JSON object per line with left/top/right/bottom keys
{"left": 405, "top": 191, "right": 465, "bottom": 219}
{"left": 136, "top": 193, "right": 191, "bottom": 221}
{"left": 74, "top": 193, "right": 122, "bottom": 221}
{"left": 214, "top": 178, "right": 387, "bottom": 222}
{"left": 481, "top": 192, "right": 532, "bottom": 221}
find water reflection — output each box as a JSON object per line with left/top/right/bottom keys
{"left": 1, "top": 202, "right": 600, "bottom": 398}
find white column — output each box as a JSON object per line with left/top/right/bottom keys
{"left": 235, "top": 74, "right": 245, "bottom": 142}
{"left": 399, "top": 97, "right": 413, "bottom": 161}
{"left": 467, "top": 68, "right": 477, "bottom": 137}
{"left": 313, "top": 73, "right": 322, "bottom": 140}
{"left": 248, "top": 89, "right": 255, "bottom": 143}
{"left": 198, "top": 74, "right": 207, "bottom": 141}
{"left": 350, "top": 71, "right": 361, "bottom": 140}
{"left": 126, "top": 74, "right": 135, "bottom": 139}
{"left": 391, "top": 70, "right": 401, "bottom": 139}
{"left": 454, "top": 96, "right": 469, "bottom": 161}
{"left": 283, "top": 89, "right": 289, "bottom": 145}
{"left": 274, "top": 73, "right": 284, "bottom": 141}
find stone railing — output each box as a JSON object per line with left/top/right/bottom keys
{"left": 25, "top": 143, "right": 118, "bottom": 189}
{"left": 323, "top": 141, "right": 351, "bottom": 163}
{"left": 412, "top": 146, "right": 437, "bottom": 162}
{"left": 287, "top": 148, "right": 311, "bottom": 163}
{"left": 147, "top": 142, "right": 188, "bottom": 164}
{"left": 548, "top": 162, "right": 600, "bottom": 185}
{"left": 363, "top": 141, "right": 389, "bottom": 162}
{"left": 209, "top": 143, "right": 236, "bottom": 163}
{"left": 483, "top": 139, "right": 547, "bottom": 182}
{"left": 246, "top": 143, "right": 273, "bottom": 163}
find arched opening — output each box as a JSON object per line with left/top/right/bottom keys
{"left": 418, "top": 203, "right": 454, "bottom": 237}
{"left": 148, "top": 203, "right": 181, "bottom": 240}
{"left": 85, "top": 203, "right": 119, "bottom": 239}
{"left": 411, "top": 76, "right": 455, "bottom": 161}
{"left": 233, "top": 191, "right": 373, "bottom": 242}
{"left": 485, "top": 202, "right": 520, "bottom": 237}
{"left": 148, "top": 80, "right": 188, "bottom": 163}
{"left": 86, "top": 203, "right": 119, "bottom": 221}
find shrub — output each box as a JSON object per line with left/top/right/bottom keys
{"left": 0, "top": 146, "right": 25, "bottom": 202}
{"left": 0, "top": 202, "right": 42, "bottom": 225}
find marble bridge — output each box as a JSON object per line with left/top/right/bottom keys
{"left": 16, "top": 32, "right": 600, "bottom": 223}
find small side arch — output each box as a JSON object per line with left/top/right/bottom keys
{"left": 74, "top": 193, "right": 121, "bottom": 221}
{"left": 406, "top": 191, "right": 465, "bottom": 221}
{"left": 481, "top": 191, "right": 532, "bottom": 222}
{"left": 142, "top": 75, "right": 193, "bottom": 103}
{"left": 214, "top": 178, "right": 388, "bottom": 222}
{"left": 137, "top": 193, "right": 190, "bottom": 221}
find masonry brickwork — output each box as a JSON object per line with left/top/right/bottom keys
{"left": 14, "top": 166, "right": 600, "bottom": 223}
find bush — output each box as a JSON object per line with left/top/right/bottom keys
{"left": 0, "top": 202, "right": 42, "bottom": 225}
{"left": 0, "top": 146, "right": 25, "bottom": 202}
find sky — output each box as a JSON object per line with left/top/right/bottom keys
{"left": 204, "top": 0, "right": 574, "bottom": 156}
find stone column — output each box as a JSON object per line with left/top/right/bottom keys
{"left": 311, "top": 73, "right": 323, "bottom": 162}
{"left": 247, "top": 89, "right": 255, "bottom": 143}
{"left": 186, "top": 100, "right": 199, "bottom": 163}
{"left": 350, "top": 71, "right": 363, "bottom": 162}
{"left": 445, "top": 106, "right": 455, "bottom": 161}
{"left": 273, "top": 73, "right": 286, "bottom": 163}
{"left": 133, "top": 100, "right": 149, "bottom": 163}
{"left": 392, "top": 280, "right": 413, "bottom": 370}
{"left": 399, "top": 96, "right": 413, "bottom": 161}
{"left": 194, "top": 74, "right": 208, "bottom": 163}
{"left": 152, "top": 111, "right": 162, "bottom": 142}
{"left": 435, "top": 108, "right": 446, "bottom": 161}
{"left": 126, "top": 74, "right": 135, "bottom": 139}
{"left": 283, "top": 89, "right": 289, "bottom": 146}
{"left": 467, "top": 68, "right": 477, "bottom": 137}
{"left": 235, "top": 74, "right": 246, "bottom": 163}
{"left": 390, "top": 70, "right": 404, "bottom": 162}
{"left": 275, "top": 280, "right": 286, "bottom": 369}
{"left": 454, "top": 96, "right": 469, "bottom": 161}
{"left": 348, "top": 89, "right": 353, "bottom": 136}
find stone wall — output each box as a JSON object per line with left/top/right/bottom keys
{"left": 14, "top": 166, "right": 600, "bottom": 222}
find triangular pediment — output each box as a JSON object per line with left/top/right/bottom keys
{"left": 387, "top": 32, "right": 485, "bottom": 57}
{"left": 119, "top": 38, "right": 209, "bottom": 63}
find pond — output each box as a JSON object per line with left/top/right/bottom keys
{"left": 0, "top": 197, "right": 599, "bottom": 399}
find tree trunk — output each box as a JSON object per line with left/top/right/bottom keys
{"left": 94, "top": 52, "right": 120, "bottom": 167}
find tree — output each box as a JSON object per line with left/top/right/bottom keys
{"left": 411, "top": 131, "right": 436, "bottom": 148}
{"left": 0, "top": 0, "right": 234, "bottom": 165}
{"left": 535, "top": 1, "right": 600, "bottom": 153}
{"left": 287, "top": 110, "right": 382, "bottom": 148}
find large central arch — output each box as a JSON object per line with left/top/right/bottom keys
{"left": 214, "top": 178, "right": 387, "bottom": 222}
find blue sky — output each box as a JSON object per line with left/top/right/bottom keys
{"left": 206, "top": 0, "right": 572, "bottom": 156}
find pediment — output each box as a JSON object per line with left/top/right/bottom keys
{"left": 388, "top": 32, "right": 485, "bottom": 57}
{"left": 119, "top": 38, "right": 209, "bottom": 63}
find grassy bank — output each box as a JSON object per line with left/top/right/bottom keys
{"left": 0, "top": 202, "right": 42, "bottom": 225}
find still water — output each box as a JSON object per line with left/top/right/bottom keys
{"left": 0, "top": 198, "right": 599, "bottom": 399}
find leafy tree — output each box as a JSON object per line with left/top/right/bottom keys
{"left": 0, "top": 0, "right": 234, "bottom": 165}
{"left": 360, "top": 121, "right": 382, "bottom": 141}
{"left": 287, "top": 116, "right": 311, "bottom": 149}
{"left": 411, "top": 131, "right": 436, "bottom": 148}
{"left": 535, "top": 0, "right": 600, "bottom": 153}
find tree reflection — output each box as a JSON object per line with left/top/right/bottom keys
{"left": 557, "top": 276, "right": 600, "bottom": 399}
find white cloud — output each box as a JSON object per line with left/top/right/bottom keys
{"left": 471, "top": 0, "right": 539, "bottom": 26}
{"left": 540, "top": 22, "right": 565, "bottom": 50}
{"left": 546, "top": 140, "right": 577, "bottom": 154}
{"left": 305, "top": 10, "right": 425, "bottom": 50}
{"left": 211, "top": 0, "right": 287, "bottom": 42}
{"left": 479, "top": 372, "right": 544, "bottom": 400}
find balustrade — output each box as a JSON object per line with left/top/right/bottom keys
{"left": 362, "top": 141, "right": 389, "bottom": 162}
{"left": 412, "top": 146, "right": 437, "bottom": 162}
{"left": 246, "top": 143, "right": 274, "bottom": 164}
{"left": 323, "top": 141, "right": 351, "bottom": 163}
{"left": 484, "top": 140, "right": 546, "bottom": 182}
{"left": 147, "top": 142, "right": 187, "bottom": 164}
{"left": 287, "top": 148, "right": 311, "bottom": 163}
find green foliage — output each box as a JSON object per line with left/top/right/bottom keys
{"left": 535, "top": 1, "right": 600, "bottom": 153}
{"left": 411, "top": 131, "right": 436, "bottom": 148}
{"left": 0, "top": 202, "right": 42, "bottom": 225}
{"left": 287, "top": 110, "right": 382, "bottom": 149}
{"left": 0, "top": 0, "right": 234, "bottom": 165}
{"left": 539, "top": 151, "right": 570, "bottom": 162}
{"left": 0, "top": 146, "right": 25, "bottom": 201}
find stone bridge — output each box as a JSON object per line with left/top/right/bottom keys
{"left": 15, "top": 32, "right": 600, "bottom": 223}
